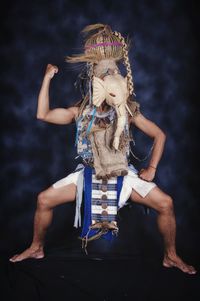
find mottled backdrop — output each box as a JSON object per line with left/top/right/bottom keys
{"left": 1, "top": 0, "right": 199, "bottom": 259}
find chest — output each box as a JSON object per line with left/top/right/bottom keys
{"left": 75, "top": 105, "right": 132, "bottom": 160}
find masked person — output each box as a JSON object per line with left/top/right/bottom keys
{"left": 9, "top": 24, "right": 196, "bottom": 275}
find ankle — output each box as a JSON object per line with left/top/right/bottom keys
{"left": 30, "top": 242, "right": 44, "bottom": 250}
{"left": 164, "top": 249, "right": 177, "bottom": 258}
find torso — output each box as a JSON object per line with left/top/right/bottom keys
{"left": 75, "top": 103, "right": 132, "bottom": 163}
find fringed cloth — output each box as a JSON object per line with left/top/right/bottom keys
{"left": 79, "top": 166, "right": 123, "bottom": 254}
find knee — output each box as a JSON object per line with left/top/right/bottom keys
{"left": 37, "top": 191, "right": 51, "bottom": 210}
{"left": 158, "top": 195, "right": 174, "bottom": 213}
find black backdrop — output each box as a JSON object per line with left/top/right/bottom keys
{"left": 0, "top": 0, "right": 200, "bottom": 294}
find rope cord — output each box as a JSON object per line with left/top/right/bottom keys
{"left": 130, "top": 141, "right": 155, "bottom": 162}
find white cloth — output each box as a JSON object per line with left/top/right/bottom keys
{"left": 52, "top": 164, "right": 157, "bottom": 228}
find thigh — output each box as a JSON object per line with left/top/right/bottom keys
{"left": 130, "top": 185, "right": 170, "bottom": 211}
{"left": 39, "top": 183, "right": 77, "bottom": 208}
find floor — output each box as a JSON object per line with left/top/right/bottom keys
{"left": 1, "top": 238, "right": 199, "bottom": 301}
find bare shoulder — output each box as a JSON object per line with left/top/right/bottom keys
{"left": 130, "top": 112, "right": 156, "bottom": 129}
{"left": 129, "top": 112, "right": 166, "bottom": 138}
{"left": 129, "top": 111, "right": 145, "bottom": 126}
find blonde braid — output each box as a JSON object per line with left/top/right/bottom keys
{"left": 113, "top": 31, "right": 135, "bottom": 97}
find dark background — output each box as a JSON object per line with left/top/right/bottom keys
{"left": 0, "top": 0, "right": 200, "bottom": 300}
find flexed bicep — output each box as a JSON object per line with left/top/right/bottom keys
{"left": 38, "top": 106, "right": 79, "bottom": 125}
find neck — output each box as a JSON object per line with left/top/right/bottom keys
{"left": 96, "top": 102, "right": 111, "bottom": 113}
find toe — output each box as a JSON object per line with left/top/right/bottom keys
{"left": 13, "top": 252, "right": 29, "bottom": 262}
{"left": 9, "top": 255, "right": 19, "bottom": 262}
{"left": 181, "top": 264, "right": 197, "bottom": 274}
{"left": 188, "top": 266, "right": 197, "bottom": 274}
{"left": 12, "top": 256, "right": 23, "bottom": 262}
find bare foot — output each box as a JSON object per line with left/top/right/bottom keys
{"left": 9, "top": 245, "right": 44, "bottom": 263}
{"left": 163, "top": 254, "right": 197, "bottom": 275}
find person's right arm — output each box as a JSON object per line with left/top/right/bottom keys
{"left": 36, "top": 64, "right": 79, "bottom": 124}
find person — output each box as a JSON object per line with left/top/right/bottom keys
{"left": 9, "top": 24, "right": 196, "bottom": 275}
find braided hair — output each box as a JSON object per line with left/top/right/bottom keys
{"left": 112, "top": 31, "right": 135, "bottom": 97}
{"left": 67, "top": 23, "right": 138, "bottom": 115}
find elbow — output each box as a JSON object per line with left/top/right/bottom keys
{"left": 162, "top": 130, "right": 167, "bottom": 140}
{"left": 36, "top": 114, "right": 46, "bottom": 121}
{"left": 158, "top": 129, "right": 166, "bottom": 141}
{"left": 154, "top": 129, "right": 166, "bottom": 141}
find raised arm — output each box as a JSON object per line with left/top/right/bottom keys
{"left": 36, "top": 64, "right": 79, "bottom": 124}
{"left": 130, "top": 112, "right": 166, "bottom": 181}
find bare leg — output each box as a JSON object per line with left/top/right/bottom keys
{"left": 130, "top": 186, "right": 197, "bottom": 275}
{"left": 9, "top": 183, "right": 76, "bottom": 262}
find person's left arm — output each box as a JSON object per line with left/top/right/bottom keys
{"left": 130, "top": 112, "right": 166, "bottom": 181}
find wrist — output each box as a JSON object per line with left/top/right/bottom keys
{"left": 149, "top": 165, "right": 157, "bottom": 171}
{"left": 43, "top": 74, "right": 52, "bottom": 82}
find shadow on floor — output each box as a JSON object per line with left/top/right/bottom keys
{"left": 1, "top": 238, "right": 199, "bottom": 301}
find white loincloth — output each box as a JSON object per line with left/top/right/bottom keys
{"left": 52, "top": 164, "right": 157, "bottom": 228}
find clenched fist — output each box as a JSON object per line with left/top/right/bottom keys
{"left": 44, "top": 64, "right": 58, "bottom": 80}
{"left": 138, "top": 166, "right": 156, "bottom": 182}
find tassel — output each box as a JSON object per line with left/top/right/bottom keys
{"left": 86, "top": 107, "right": 96, "bottom": 135}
